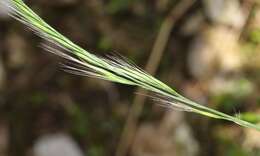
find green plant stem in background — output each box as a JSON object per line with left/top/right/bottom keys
{"left": 3, "top": 0, "right": 260, "bottom": 131}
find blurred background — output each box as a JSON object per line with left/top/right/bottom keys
{"left": 0, "top": 0, "right": 260, "bottom": 156}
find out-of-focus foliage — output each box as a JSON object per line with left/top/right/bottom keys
{"left": 0, "top": 0, "right": 260, "bottom": 156}
{"left": 249, "top": 28, "right": 260, "bottom": 44}
{"left": 240, "top": 113, "right": 260, "bottom": 124}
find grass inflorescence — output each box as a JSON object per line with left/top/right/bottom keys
{"left": 2, "top": 0, "right": 260, "bottom": 131}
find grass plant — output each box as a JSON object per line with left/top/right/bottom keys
{"left": 2, "top": 0, "right": 260, "bottom": 131}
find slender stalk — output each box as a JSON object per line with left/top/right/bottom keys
{"left": 2, "top": 0, "right": 260, "bottom": 131}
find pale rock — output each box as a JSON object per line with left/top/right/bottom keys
{"left": 188, "top": 26, "right": 244, "bottom": 80}
{"left": 33, "top": 133, "right": 84, "bottom": 156}
{"left": 203, "top": 0, "right": 246, "bottom": 29}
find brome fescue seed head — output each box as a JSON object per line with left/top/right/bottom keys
{"left": 2, "top": 0, "right": 260, "bottom": 131}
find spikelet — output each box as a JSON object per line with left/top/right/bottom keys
{"left": 2, "top": 0, "right": 260, "bottom": 131}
